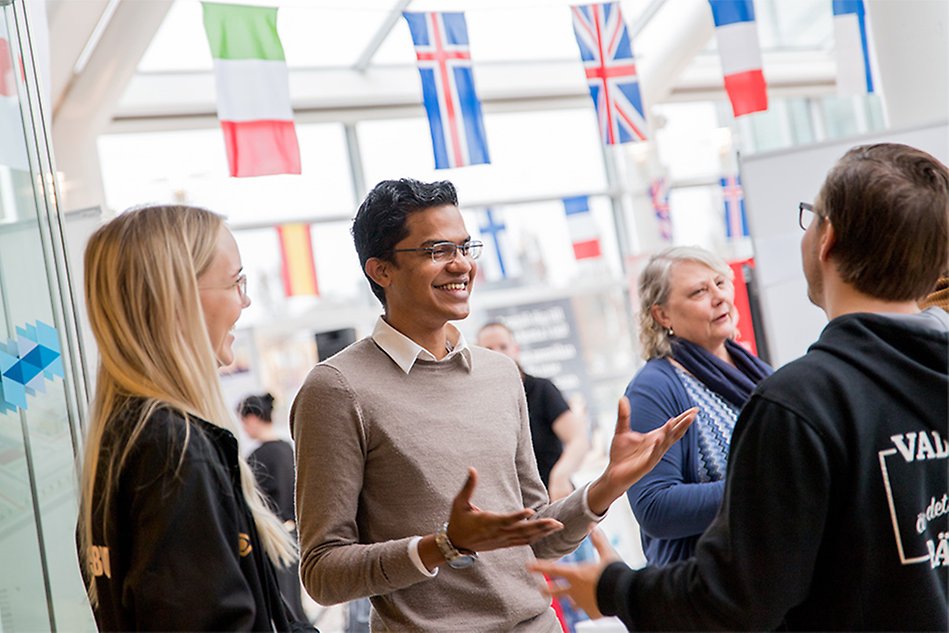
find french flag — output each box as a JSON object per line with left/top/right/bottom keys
{"left": 832, "top": 0, "right": 875, "bottom": 95}
{"left": 708, "top": 0, "right": 768, "bottom": 117}
{"left": 563, "top": 196, "right": 602, "bottom": 260}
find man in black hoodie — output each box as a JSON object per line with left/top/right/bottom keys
{"left": 532, "top": 143, "right": 949, "bottom": 631}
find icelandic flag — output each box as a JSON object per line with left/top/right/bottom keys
{"left": 403, "top": 12, "right": 490, "bottom": 170}
{"left": 649, "top": 177, "right": 673, "bottom": 241}
{"left": 478, "top": 208, "right": 519, "bottom": 280}
{"left": 832, "top": 0, "right": 875, "bottom": 95}
{"left": 563, "top": 196, "right": 602, "bottom": 260}
{"left": 708, "top": 0, "right": 768, "bottom": 117}
{"left": 720, "top": 175, "right": 749, "bottom": 239}
{"left": 570, "top": 3, "right": 648, "bottom": 145}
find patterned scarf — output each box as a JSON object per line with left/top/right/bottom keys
{"left": 670, "top": 337, "right": 773, "bottom": 409}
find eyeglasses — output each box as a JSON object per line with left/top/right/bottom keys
{"left": 799, "top": 202, "right": 819, "bottom": 231}
{"left": 393, "top": 240, "right": 484, "bottom": 263}
{"left": 200, "top": 273, "right": 248, "bottom": 299}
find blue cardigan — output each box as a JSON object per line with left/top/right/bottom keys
{"left": 624, "top": 359, "right": 725, "bottom": 566}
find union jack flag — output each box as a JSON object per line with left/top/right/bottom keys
{"left": 570, "top": 3, "right": 648, "bottom": 145}
{"left": 403, "top": 12, "right": 490, "bottom": 169}
{"left": 649, "top": 177, "right": 673, "bottom": 241}
{"left": 720, "top": 174, "right": 749, "bottom": 238}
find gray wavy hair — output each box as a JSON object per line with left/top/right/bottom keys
{"left": 637, "top": 246, "right": 733, "bottom": 360}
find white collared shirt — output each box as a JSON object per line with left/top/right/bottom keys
{"left": 371, "top": 316, "right": 472, "bottom": 374}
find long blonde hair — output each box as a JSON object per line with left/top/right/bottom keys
{"left": 78, "top": 205, "right": 295, "bottom": 604}
{"left": 637, "top": 246, "right": 734, "bottom": 359}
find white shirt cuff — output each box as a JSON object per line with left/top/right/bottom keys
{"left": 408, "top": 536, "right": 438, "bottom": 577}
{"left": 581, "top": 482, "right": 607, "bottom": 522}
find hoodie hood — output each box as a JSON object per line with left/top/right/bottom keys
{"left": 808, "top": 309, "right": 948, "bottom": 432}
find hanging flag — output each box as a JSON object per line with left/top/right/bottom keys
{"left": 570, "top": 3, "right": 647, "bottom": 145}
{"left": 276, "top": 223, "right": 318, "bottom": 297}
{"left": 403, "top": 12, "right": 489, "bottom": 170}
{"left": 648, "top": 177, "right": 673, "bottom": 241}
{"left": 832, "top": 0, "right": 875, "bottom": 95}
{"left": 563, "top": 196, "right": 602, "bottom": 260}
{"left": 202, "top": 3, "right": 301, "bottom": 178}
{"left": 0, "top": 24, "right": 28, "bottom": 170}
{"left": 720, "top": 175, "right": 749, "bottom": 239}
{"left": 708, "top": 0, "right": 768, "bottom": 117}
{"left": 479, "top": 208, "right": 510, "bottom": 280}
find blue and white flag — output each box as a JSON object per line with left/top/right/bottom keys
{"left": 403, "top": 12, "right": 490, "bottom": 169}
{"left": 832, "top": 0, "right": 875, "bottom": 95}
{"left": 720, "top": 175, "right": 749, "bottom": 239}
{"left": 478, "top": 208, "right": 520, "bottom": 281}
{"left": 570, "top": 3, "right": 648, "bottom": 145}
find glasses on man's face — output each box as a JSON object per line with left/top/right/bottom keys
{"left": 393, "top": 240, "right": 484, "bottom": 263}
{"left": 799, "top": 202, "right": 818, "bottom": 231}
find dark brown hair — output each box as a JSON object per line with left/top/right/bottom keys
{"left": 817, "top": 143, "right": 949, "bottom": 301}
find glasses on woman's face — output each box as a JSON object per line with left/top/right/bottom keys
{"left": 200, "top": 273, "right": 248, "bottom": 299}
{"left": 799, "top": 202, "right": 818, "bottom": 231}
{"left": 393, "top": 240, "right": 484, "bottom": 263}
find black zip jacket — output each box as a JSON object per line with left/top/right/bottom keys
{"left": 598, "top": 310, "right": 949, "bottom": 631}
{"left": 83, "top": 403, "right": 298, "bottom": 631}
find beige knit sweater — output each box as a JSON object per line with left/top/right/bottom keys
{"left": 291, "top": 338, "right": 592, "bottom": 632}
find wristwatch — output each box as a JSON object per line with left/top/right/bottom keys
{"left": 434, "top": 522, "right": 478, "bottom": 569}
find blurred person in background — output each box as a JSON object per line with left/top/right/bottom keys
{"left": 477, "top": 322, "right": 589, "bottom": 502}
{"left": 78, "top": 205, "right": 308, "bottom": 631}
{"left": 478, "top": 321, "right": 593, "bottom": 632}
{"left": 624, "top": 246, "right": 772, "bottom": 566}
{"left": 239, "top": 392, "right": 306, "bottom": 622}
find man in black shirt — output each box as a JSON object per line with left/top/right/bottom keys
{"left": 238, "top": 393, "right": 306, "bottom": 622}
{"left": 477, "top": 322, "right": 589, "bottom": 501}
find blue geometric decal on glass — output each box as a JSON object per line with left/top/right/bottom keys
{"left": 0, "top": 320, "right": 64, "bottom": 413}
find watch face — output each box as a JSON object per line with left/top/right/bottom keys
{"left": 447, "top": 554, "right": 477, "bottom": 569}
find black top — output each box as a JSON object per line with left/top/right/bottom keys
{"left": 249, "top": 440, "right": 296, "bottom": 522}
{"left": 597, "top": 311, "right": 949, "bottom": 631}
{"left": 84, "top": 402, "right": 296, "bottom": 632}
{"left": 523, "top": 373, "right": 570, "bottom": 487}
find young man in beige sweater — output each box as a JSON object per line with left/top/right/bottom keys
{"left": 290, "top": 178, "right": 695, "bottom": 632}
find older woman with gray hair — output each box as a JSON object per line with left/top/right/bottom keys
{"left": 624, "top": 246, "right": 772, "bottom": 567}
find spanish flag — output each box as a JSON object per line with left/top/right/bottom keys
{"left": 277, "top": 223, "right": 318, "bottom": 297}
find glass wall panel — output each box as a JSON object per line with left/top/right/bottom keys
{"left": 0, "top": 1, "right": 92, "bottom": 631}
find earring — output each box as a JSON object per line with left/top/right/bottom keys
{"left": 667, "top": 328, "right": 674, "bottom": 336}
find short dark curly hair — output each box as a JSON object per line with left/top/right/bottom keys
{"left": 351, "top": 178, "right": 459, "bottom": 306}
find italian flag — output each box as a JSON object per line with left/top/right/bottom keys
{"left": 202, "top": 3, "right": 301, "bottom": 177}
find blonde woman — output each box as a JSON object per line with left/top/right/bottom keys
{"left": 78, "top": 205, "right": 303, "bottom": 631}
{"left": 623, "top": 246, "right": 772, "bottom": 567}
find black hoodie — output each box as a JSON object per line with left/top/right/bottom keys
{"left": 598, "top": 310, "right": 949, "bottom": 631}
{"left": 84, "top": 404, "right": 301, "bottom": 632}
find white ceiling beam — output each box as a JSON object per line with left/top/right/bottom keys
{"left": 353, "top": 0, "right": 412, "bottom": 72}
{"left": 52, "top": 0, "right": 173, "bottom": 211}
{"left": 47, "top": 0, "right": 113, "bottom": 114}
